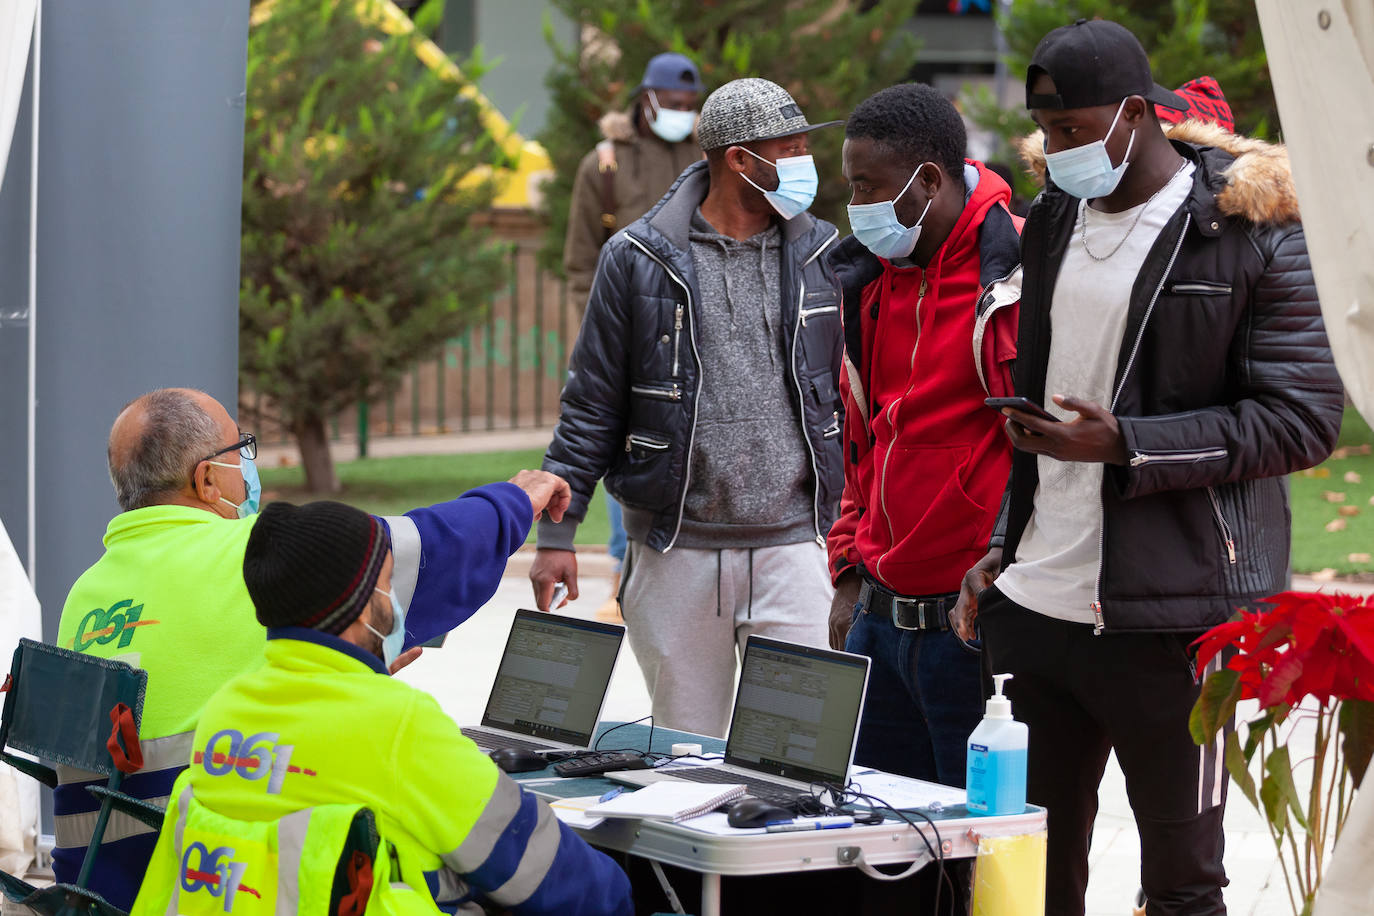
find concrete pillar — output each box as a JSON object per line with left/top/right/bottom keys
{"left": 0, "top": 2, "right": 248, "bottom": 637}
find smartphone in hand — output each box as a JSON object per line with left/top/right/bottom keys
{"left": 984, "top": 396, "right": 1060, "bottom": 422}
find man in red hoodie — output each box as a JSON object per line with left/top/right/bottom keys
{"left": 826, "top": 83, "right": 1022, "bottom": 783}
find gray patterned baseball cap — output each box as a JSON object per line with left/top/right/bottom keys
{"left": 696, "top": 78, "right": 842, "bottom": 151}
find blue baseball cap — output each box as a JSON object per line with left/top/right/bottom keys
{"left": 638, "top": 53, "right": 705, "bottom": 94}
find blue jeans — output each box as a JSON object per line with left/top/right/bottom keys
{"left": 844, "top": 604, "right": 985, "bottom": 785}
{"left": 606, "top": 492, "right": 626, "bottom": 570}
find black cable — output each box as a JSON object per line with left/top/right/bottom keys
{"left": 806, "top": 779, "right": 955, "bottom": 914}
{"left": 592, "top": 714, "right": 655, "bottom": 753}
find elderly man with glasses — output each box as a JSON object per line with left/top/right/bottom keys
{"left": 53, "top": 387, "right": 570, "bottom": 911}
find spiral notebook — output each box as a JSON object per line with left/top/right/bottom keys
{"left": 585, "top": 781, "right": 747, "bottom": 823}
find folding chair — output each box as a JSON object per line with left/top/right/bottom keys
{"left": 0, "top": 638, "right": 149, "bottom": 916}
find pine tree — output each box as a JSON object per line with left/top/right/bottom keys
{"left": 240, "top": 0, "right": 509, "bottom": 493}
{"left": 1000, "top": 0, "right": 1275, "bottom": 135}
{"left": 967, "top": 0, "right": 1276, "bottom": 195}
{"left": 536, "top": 0, "right": 922, "bottom": 272}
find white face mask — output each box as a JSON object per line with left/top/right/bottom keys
{"left": 738, "top": 148, "right": 819, "bottom": 220}
{"left": 364, "top": 586, "right": 407, "bottom": 669}
{"left": 1043, "top": 98, "right": 1136, "bottom": 199}
{"left": 847, "top": 163, "right": 933, "bottom": 260}
{"left": 646, "top": 89, "right": 697, "bottom": 143}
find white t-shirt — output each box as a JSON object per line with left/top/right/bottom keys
{"left": 995, "top": 163, "right": 1196, "bottom": 624}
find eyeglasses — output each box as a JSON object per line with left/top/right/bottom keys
{"left": 198, "top": 433, "right": 257, "bottom": 466}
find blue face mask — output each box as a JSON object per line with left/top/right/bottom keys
{"left": 847, "top": 163, "right": 933, "bottom": 260}
{"left": 209, "top": 455, "right": 261, "bottom": 519}
{"left": 739, "top": 148, "right": 818, "bottom": 220}
{"left": 365, "top": 586, "right": 407, "bottom": 669}
{"left": 1043, "top": 98, "right": 1135, "bottom": 200}
{"left": 647, "top": 90, "right": 697, "bottom": 143}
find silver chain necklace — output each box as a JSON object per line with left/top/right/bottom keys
{"left": 1079, "top": 161, "right": 1189, "bottom": 261}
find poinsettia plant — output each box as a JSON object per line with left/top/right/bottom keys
{"left": 1190, "top": 591, "right": 1374, "bottom": 916}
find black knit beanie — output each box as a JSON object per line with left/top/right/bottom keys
{"left": 243, "top": 501, "right": 389, "bottom": 635}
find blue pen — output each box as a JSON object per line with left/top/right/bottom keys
{"left": 765, "top": 816, "right": 855, "bottom": 833}
{"left": 598, "top": 787, "right": 625, "bottom": 803}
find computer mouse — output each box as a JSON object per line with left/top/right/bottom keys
{"left": 726, "top": 796, "right": 795, "bottom": 829}
{"left": 488, "top": 748, "right": 549, "bottom": 774}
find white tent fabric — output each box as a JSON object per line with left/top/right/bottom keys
{"left": 0, "top": 0, "right": 39, "bottom": 879}
{"left": 1258, "top": 3, "right": 1374, "bottom": 911}
{"left": 0, "top": 518, "right": 41, "bottom": 877}
{"left": 0, "top": 0, "right": 36, "bottom": 193}
{"left": 1257, "top": 0, "right": 1374, "bottom": 423}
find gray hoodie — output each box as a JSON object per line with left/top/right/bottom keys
{"left": 674, "top": 208, "right": 814, "bottom": 548}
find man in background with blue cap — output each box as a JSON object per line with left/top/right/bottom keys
{"left": 534, "top": 78, "right": 845, "bottom": 736}
{"left": 563, "top": 52, "right": 706, "bottom": 621}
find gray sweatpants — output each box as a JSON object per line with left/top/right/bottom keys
{"left": 620, "top": 539, "right": 833, "bottom": 738}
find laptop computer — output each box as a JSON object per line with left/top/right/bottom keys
{"left": 461, "top": 609, "right": 625, "bottom": 755}
{"left": 609, "top": 635, "right": 870, "bottom": 805}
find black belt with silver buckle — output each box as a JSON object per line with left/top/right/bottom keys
{"left": 857, "top": 574, "right": 955, "bottom": 631}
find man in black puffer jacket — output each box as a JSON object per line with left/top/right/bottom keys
{"left": 531, "top": 78, "right": 845, "bottom": 737}
{"left": 952, "top": 20, "right": 1343, "bottom": 916}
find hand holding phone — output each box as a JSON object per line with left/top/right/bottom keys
{"left": 984, "top": 396, "right": 1060, "bottom": 422}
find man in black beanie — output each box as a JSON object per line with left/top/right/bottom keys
{"left": 135, "top": 499, "right": 633, "bottom": 915}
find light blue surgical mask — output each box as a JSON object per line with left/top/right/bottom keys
{"left": 847, "top": 163, "right": 933, "bottom": 260}
{"left": 647, "top": 90, "right": 697, "bottom": 144}
{"left": 209, "top": 455, "right": 261, "bottom": 519}
{"left": 739, "top": 148, "right": 818, "bottom": 220}
{"left": 365, "top": 586, "right": 407, "bottom": 669}
{"left": 1043, "top": 98, "right": 1135, "bottom": 200}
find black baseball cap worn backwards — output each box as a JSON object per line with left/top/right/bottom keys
{"left": 1026, "top": 19, "right": 1187, "bottom": 113}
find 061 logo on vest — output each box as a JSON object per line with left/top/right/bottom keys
{"left": 71, "top": 598, "right": 159, "bottom": 651}
{"left": 181, "top": 842, "right": 261, "bottom": 911}
{"left": 195, "top": 729, "right": 315, "bottom": 794}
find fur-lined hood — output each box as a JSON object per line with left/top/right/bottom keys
{"left": 1016, "top": 120, "right": 1300, "bottom": 224}
{"left": 599, "top": 108, "right": 699, "bottom": 146}
{"left": 599, "top": 109, "right": 638, "bottom": 143}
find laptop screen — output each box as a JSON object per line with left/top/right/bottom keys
{"left": 723, "top": 636, "right": 870, "bottom": 786}
{"left": 479, "top": 610, "right": 624, "bottom": 745}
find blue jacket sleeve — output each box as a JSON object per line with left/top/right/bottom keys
{"left": 378, "top": 482, "right": 533, "bottom": 648}
{"left": 448, "top": 780, "right": 633, "bottom": 916}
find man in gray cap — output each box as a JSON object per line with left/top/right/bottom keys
{"left": 532, "top": 78, "right": 846, "bottom": 736}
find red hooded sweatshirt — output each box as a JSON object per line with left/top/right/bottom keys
{"left": 827, "top": 160, "right": 1021, "bottom": 596}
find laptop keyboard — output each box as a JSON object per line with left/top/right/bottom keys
{"left": 462, "top": 728, "right": 556, "bottom": 754}
{"left": 662, "top": 766, "right": 803, "bottom": 806}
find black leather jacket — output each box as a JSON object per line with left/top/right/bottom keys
{"left": 539, "top": 161, "right": 846, "bottom": 552}
{"left": 1000, "top": 138, "right": 1344, "bottom": 632}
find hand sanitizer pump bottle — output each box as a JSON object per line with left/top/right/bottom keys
{"left": 966, "top": 673, "right": 1028, "bottom": 816}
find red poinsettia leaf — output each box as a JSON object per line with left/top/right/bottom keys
{"left": 1260, "top": 651, "right": 1304, "bottom": 709}
{"left": 1332, "top": 605, "right": 1374, "bottom": 671}
{"left": 1193, "top": 618, "right": 1248, "bottom": 670}
{"left": 1291, "top": 631, "right": 1337, "bottom": 707}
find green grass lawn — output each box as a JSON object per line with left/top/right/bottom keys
{"left": 259, "top": 450, "right": 612, "bottom": 547}
{"left": 262, "top": 407, "right": 1374, "bottom": 572}
{"left": 1290, "top": 407, "right": 1374, "bottom": 577}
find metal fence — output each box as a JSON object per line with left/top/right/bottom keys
{"left": 244, "top": 227, "right": 579, "bottom": 457}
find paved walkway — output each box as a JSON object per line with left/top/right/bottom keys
{"left": 257, "top": 427, "right": 555, "bottom": 467}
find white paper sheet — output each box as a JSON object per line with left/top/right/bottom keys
{"left": 548, "top": 795, "right": 609, "bottom": 829}
{"left": 849, "top": 769, "right": 967, "bottom": 811}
